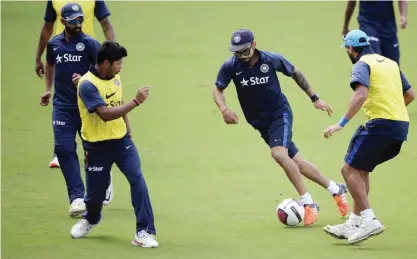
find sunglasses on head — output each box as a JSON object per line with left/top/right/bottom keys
{"left": 66, "top": 16, "right": 84, "bottom": 25}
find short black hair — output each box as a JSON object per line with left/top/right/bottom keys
{"left": 96, "top": 41, "right": 128, "bottom": 65}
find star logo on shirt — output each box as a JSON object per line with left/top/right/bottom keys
{"left": 240, "top": 78, "right": 249, "bottom": 87}
{"left": 56, "top": 54, "right": 63, "bottom": 63}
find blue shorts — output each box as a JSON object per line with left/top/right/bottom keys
{"left": 257, "top": 111, "right": 299, "bottom": 158}
{"left": 345, "top": 125, "right": 403, "bottom": 172}
{"left": 359, "top": 24, "right": 400, "bottom": 64}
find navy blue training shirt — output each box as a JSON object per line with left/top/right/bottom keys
{"left": 46, "top": 32, "right": 100, "bottom": 110}
{"left": 215, "top": 50, "right": 295, "bottom": 128}
{"left": 350, "top": 47, "right": 411, "bottom": 141}
{"left": 358, "top": 0, "right": 397, "bottom": 35}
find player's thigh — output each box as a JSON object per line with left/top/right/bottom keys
{"left": 84, "top": 146, "right": 113, "bottom": 200}
{"left": 52, "top": 109, "right": 78, "bottom": 153}
{"left": 359, "top": 24, "right": 382, "bottom": 54}
{"left": 380, "top": 34, "right": 400, "bottom": 64}
{"left": 380, "top": 140, "right": 403, "bottom": 164}
{"left": 114, "top": 135, "right": 143, "bottom": 181}
{"left": 345, "top": 130, "right": 392, "bottom": 172}
{"left": 268, "top": 111, "right": 294, "bottom": 149}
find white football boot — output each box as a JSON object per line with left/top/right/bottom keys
{"left": 70, "top": 219, "right": 96, "bottom": 238}
{"left": 103, "top": 172, "right": 114, "bottom": 206}
{"left": 69, "top": 198, "right": 86, "bottom": 218}
{"left": 348, "top": 217, "right": 385, "bottom": 244}
{"left": 132, "top": 230, "right": 159, "bottom": 248}
{"left": 324, "top": 222, "right": 359, "bottom": 239}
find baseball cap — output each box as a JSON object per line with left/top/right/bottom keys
{"left": 61, "top": 3, "right": 84, "bottom": 21}
{"left": 341, "top": 29, "right": 370, "bottom": 48}
{"left": 228, "top": 29, "right": 254, "bottom": 52}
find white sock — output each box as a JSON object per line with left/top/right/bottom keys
{"left": 300, "top": 192, "right": 314, "bottom": 205}
{"left": 327, "top": 180, "right": 340, "bottom": 195}
{"left": 346, "top": 213, "right": 361, "bottom": 226}
{"left": 360, "top": 209, "right": 375, "bottom": 220}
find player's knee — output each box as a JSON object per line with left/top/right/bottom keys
{"left": 55, "top": 143, "right": 75, "bottom": 156}
{"left": 271, "top": 147, "right": 289, "bottom": 165}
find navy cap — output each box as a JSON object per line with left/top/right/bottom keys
{"left": 61, "top": 3, "right": 84, "bottom": 21}
{"left": 228, "top": 29, "right": 254, "bottom": 52}
{"left": 341, "top": 29, "right": 370, "bottom": 48}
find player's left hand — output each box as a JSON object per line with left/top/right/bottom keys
{"left": 324, "top": 124, "right": 343, "bottom": 139}
{"left": 40, "top": 91, "right": 51, "bottom": 106}
{"left": 400, "top": 16, "right": 407, "bottom": 29}
{"left": 314, "top": 100, "right": 333, "bottom": 116}
{"left": 72, "top": 73, "right": 81, "bottom": 86}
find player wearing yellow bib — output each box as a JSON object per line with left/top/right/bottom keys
{"left": 323, "top": 30, "right": 415, "bottom": 244}
{"left": 70, "top": 41, "right": 158, "bottom": 248}
{"left": 35, "top": 0, "right": 115, "bottom": 169}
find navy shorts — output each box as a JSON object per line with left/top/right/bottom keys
{"left": 257, "top": 111, "right": 299, "bottom": 158}
{"left": 360, "top": 24, "right": 400, "bottom": 64}
{"left": 345, "top": 125, "right": 403, "bottom": 172}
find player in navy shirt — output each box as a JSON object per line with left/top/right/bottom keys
{"left": 39, "top": 3, "right": 111, "bottom": 218}
{"left": 342, "top": 0, "right": 408, "bottom": 64}
{"left": 213, "top": 29, "right": 350, "bottom": 226}
{"left": 35, "top": 0, "right": 115, "bottom": 169}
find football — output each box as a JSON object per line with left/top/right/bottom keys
{"left": 276, "top": 198, "right": 305, "bottom": 226}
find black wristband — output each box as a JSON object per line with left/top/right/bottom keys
{"left": 310, "top": 94, "right": 319, "bottom": 102}
{"left": 133, "top": 99, "right": 140, "bottom": 106}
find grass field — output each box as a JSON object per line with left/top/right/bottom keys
{"left": 2, "top": 1, "right": 417, "bottom": 259}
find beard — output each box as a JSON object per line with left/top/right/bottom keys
{"left": 348, "top": 53, "right": 357, "bottom": 64}
{"left": 66, "top": 26, "right": 82, "bottom": 35}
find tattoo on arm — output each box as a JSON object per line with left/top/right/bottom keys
{"left": 291, "top": 68, "right": 311, "bottom": 92}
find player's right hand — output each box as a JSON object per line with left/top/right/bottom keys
{"left": 222, "top": 108, "right": 238, "bottom": 124}
{"left": 35, "top": 59, "right": 45, "bottom": 79}
{"left": 342, "top": 27, "right": 349, "bottom": 37}
{"left": 400, "top": 16, "right": 407, "bottom": 29}
{"left": 40, "top": 91, "right": 51, "bottom": 106}
{"left": 135, "top": 86, "right": 150, "bottom": 104}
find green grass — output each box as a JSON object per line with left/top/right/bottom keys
{"left": 2, "top": 1, "right": 417, "bottom": 259}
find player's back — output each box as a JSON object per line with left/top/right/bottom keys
{"left": 51, "top": 0, "right": 96, "bottom": 37}
{"left": 358, "top": 0, "right": 396, "bottom": 35}
{"left": 360, "top": 54, "right": 409, "bottom": 123}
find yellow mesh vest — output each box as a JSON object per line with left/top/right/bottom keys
{"left": 77, "top": 71, "right": 127, "bottom": 142}
{"left": 359, "top": 54, "right": 409, "bottom": 122}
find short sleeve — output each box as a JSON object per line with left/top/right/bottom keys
{"left": 44, "top": 0, "right": 57, "bottom": 22}
{"left": 400, "top": 71, "right": 411, "bottom": 93}
{"left": 94, "top": 0, "right": 111, "bottom": 21}
{"left": 87, "top": 39, "right": 101, "bottom": 64}
{"left": 270, "top": 53, "right": 295, "bottom": 77}
{"left": 79, "top": 80, "right": 106, "bottom": 113}
{"left": 215, "top": 60, "right": 233, "bottom": 89}
{"left": 350, "top": 61, "right": 370, "bottom": 90}
{"left": 46, "top": 41, "right": 55, "bottom": 65}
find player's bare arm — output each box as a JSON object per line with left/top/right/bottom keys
{"left": 404, "top": 88, "right": 415, "bottom": 106}
{"left": 342, "top": 0, "right": 357, "bottom": 36}
{"left": 121, "top": 101, "right": 133, "bottom": 137}
{"left": 324, "top": 84, "right": 368, "bottom": 138}
{"left": 399, "top": 0, "right": 408, "bottom": 29}
{"left": 99, "top": 17, "right": 116, "bottom": 41}
{"left": 291, "top": 68, "right": 333, "bottom": 116}
{"left": 35, "top": 21, "right": 54, "bottom": 78}
{"left": 95, "top": 87, "right": 150, "bottom": 122}
{"left": 40, "top": 62, "right": 54, "bottom": 106}
{"left": 213, "top": 86, "right": 238, "bottom": 124}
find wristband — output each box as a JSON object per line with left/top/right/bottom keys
{"left": 338, "top": 116, "right": 349, "bottom": 127}
{"left": 310, "top": 94, "right": 319, "bottom": 102}
{"left": 133, "top": 99, "right": 140, "bottom": 106}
